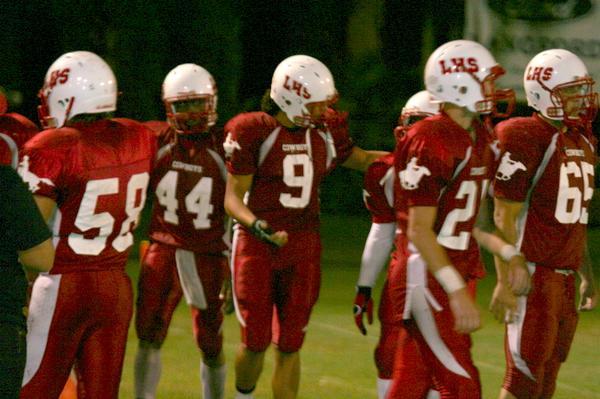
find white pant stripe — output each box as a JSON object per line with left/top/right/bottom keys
{"left": 23, "top": 274, "right": 61, "bottom": 386}
{"left": 230, "top": 225, "right": 246, "bottom": 327}
{"left": 506, "top": 263, "right": 536, "bottom": 381}
{"left": 175, "top": 249, "right": 207, "bottom": 309}
{"left": 406, "top": 251, "right": 470, "bottom": 379}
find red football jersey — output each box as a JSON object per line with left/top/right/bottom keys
{"left": 146, "top": 121, "right": 228, "bottom": 253}
{"left": 18, "top": 118, "right": 157, "bottom": 273}
{"left": 224, "top": 110, "right": 354, "bottom": 231}
{"left": 0, "top": 113, "right": 38, "bottom": 167}
{"left": 394, "top": 112, "right": 496, "bottom": 278}
{"left": 494, "top": 114, "right": 596, "bottom": 270}
{"left": 363, "top": 153, "right": 396, "bottom": 224}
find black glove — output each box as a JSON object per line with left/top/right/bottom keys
{"left": 250, "top": 219, "right": 281, "bottom": 247}
{"left": 353, "top": 286, "right": 373, "bottom": 335}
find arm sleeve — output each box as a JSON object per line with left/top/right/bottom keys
{"left": 19, "top": 144, "right": 64, "bottom": 200}
{"left": 402, "top": 132, "right": 452, "bottom": 207}
{"left": 493, "top": 122, "right": 541, "bottom": 202}
{"left": 2, "top": 166, "right": 51, "bottom": 251}
{"left": 356, "top": 222, "right": 396, "bottom": 287}
{"left": 363, "top": 161, "right": 395, "bottom": 223}
{"left": 224, "top": 116, "right": 262, "bottom": 175}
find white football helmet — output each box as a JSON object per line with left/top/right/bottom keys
{"left": 38, "top": 51, "right": 117, "bottom": 128}
{"left": 395, "top": 90, "right": 440, "bottom": 140}
{"left": 424, "top": 40, "right": 514, "bottom": 116}
{"left": 162, "top": 63, "right": 218, "bottom": 134}
{"left": 270, "top": 55, "right": 337, "bottom": 126}
{"left": 400, "top": 90, "right": 439, "bottom": 125}
{"left": 524, "top": 49, "right": 597, "bottom": 125}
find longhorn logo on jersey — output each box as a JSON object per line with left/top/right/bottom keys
{"left": 283, "top": 75, "right": 311, "bottom": 99}
{"left": 496, "top": 152, "right": 526, "bottom": 181}
{"left": 17, "top": 155, "right": 55, "bottom": 192}
{"left": 399, "top": 157, "right": 431, "bottom": 190}
{"left": 439, "top": 58, "right": 479, "bottom": 75}
{"left": 223, "top": 132, "right": 241, "bottom": 158}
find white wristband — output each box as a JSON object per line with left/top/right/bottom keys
{"left": 434, "top": 266, "right": 466, "bottom": 294}
{"left": 500, "top": 244, "right": 523, "bottom": 263}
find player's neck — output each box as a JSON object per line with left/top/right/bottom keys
{"left": 443, "top": 104, "right": 477, "bottom": 136}
{"left": 275, "top": 111, "right": 297, "bottom": 129}
{"left": 537, "top": 113, "right": 567, "bottom": 133}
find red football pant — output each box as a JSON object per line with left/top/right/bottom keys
{"left": 503, "top": 265, "right": 578, "bottom": 398}
{"left": 374, "top": 257, "right": 403, "bottom": 379}
{"left": 135, "top": 242, "right": 226, "bottom": 358}
{"left": 232, "top": 227, "right": 321, "bottom": 353}
{"left": 387, "top": 250, "right": 481, "bottom": 399}
{"left": 20, "top": 270, "right": 132, "bottom": 399}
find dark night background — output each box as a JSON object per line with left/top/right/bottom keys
{"left": 1, "top": 0, "right": 598, "bottom": 221}
{"left": 0, "top": 0, "right": 469, "bottom": 137}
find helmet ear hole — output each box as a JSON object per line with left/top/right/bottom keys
{"left": 459, "top": 86, "right": 468, "bottom": 95}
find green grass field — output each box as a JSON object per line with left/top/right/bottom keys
{"left": 118, "top": 214, "right": 600, "bottom": 398}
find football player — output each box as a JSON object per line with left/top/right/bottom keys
{"left": 133, "top": 63, "right": 229, "bottom": 399}
{"left": 0, "top": 90, "right": 38, "bottom": 168}
{"left": 493, "top": 49, "right": 598, "bottom": 399}
{"left": 353, "top": 90, "right": 440, "bottom": 399}
{"left": 387, "top": 40, "right": 515, "bottom": 398}
{"left": 224, "top": 54, "right": 387, "bottom": 399}
{"left": 18, "top": 51, "right": 157, "bottom": 399}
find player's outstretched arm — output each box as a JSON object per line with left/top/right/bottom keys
{"left": 224, "top": 173, "right": 287, "bottom": 247}
{"left": 342, "top": 147, "right": 389, "bottom": 172}
{"left": 353, "top": 222, "right": 396, "bottom": 335}
{"left": 408, "top": 206, "right": 480, "bottom": 334}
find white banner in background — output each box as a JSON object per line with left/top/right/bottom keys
{"left": 465, "top": 0, "right": 600, "bottom": 101}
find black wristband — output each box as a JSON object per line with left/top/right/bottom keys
{"left": 356, "top": 285, "right": 372, "bottom": 301}
{"left": 250, "top": 219, "right": 278, "bottom": 246}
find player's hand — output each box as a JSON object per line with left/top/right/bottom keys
{"left": 220, "top": 277, "right": 235, "bottom": 315}
{"left": 353, "top": 286, "right": 373, "bottom": 335}
{"left": 507, "top": 255, "right": 530, "bottom": 296}
{"left": 489, "top": 283, "right": 518, "bottom": 323}
{"left": 250, "top": 219, "right": 288, "bottom": 247}
{"left": 578, "top": 278, "right": 598, "bottom": 312}
{"left": 139, "top": 240, "right": 150, "bottom": 265}
{"left": 448, "top": 288, "right": 481, "bottom": 334}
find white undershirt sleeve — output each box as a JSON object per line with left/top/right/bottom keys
{"left": 357, "top": 222, "right": 396, "bottom": 287}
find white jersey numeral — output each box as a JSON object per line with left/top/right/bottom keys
{"left": 155, "top": 171, "right": 214, "bottom": 229}
{"left": 555, "top": 161, "right": 594, "bottom": 224}
{"left": 69, "top": 172, "right": 150, "bottom": 255}
{"left": 113, "top": 173, "right": 150, "bottom": 251}
{"left": 156, "top": 171, "right": 180, "bottom": 224}
{"left": 438, "top": 180, "right": 478, "bottom": 250}
{"left": 279, "top": 153, "right": 314, "bottom": 209}
{"left": 186, "top": 176, "right": 214, "bottom": 229}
